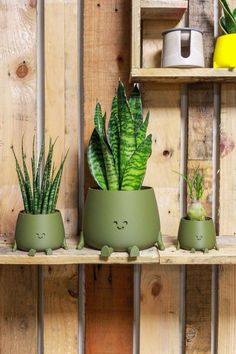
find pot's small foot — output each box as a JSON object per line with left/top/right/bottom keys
{"left": 203, "top": 248, "right": 209, "bottom": 254}
{"left": 128, "top": 246, "right": 140, "bottom": 258}
{"left": 12, "top": 240, "right": 17, "bottom": 252}
{"left": 176, "top": 241, "right": 180, "bottom": 250}
{"left": 156, "top": 231, "right": 165, "bottom": 251}
{"left": 215, "top": 242, "right": 219, "bottom": 250}
{"left": 190, "top": 248, "right": 196, "bottom": 254}
{"left": 100, "top": 245, "right": 114, "bottom": 258}
{"left": 77, "top": 231, "right": 84, "bottom": 250}
{"left": 28, "top": 249, "right": 36, "bottom": 257}
{"left": 45, "top": 248, "right": 53, "bottom": 255}
{"left": 62, "top": 238, "right": 68, "bottom": 250}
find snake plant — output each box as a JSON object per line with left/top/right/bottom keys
{"left": 219, "top": 0, "right": 236, "bottom": 34}
{"left": 11, "top": 137, "right": 68, "bottom": 214}
{"left": 178, "top": 168, "right": 206, "bottom": 221}
{"left": 87, "top": 80, "right": 152, "bottom": 191}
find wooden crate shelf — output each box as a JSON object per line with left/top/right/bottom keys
{"left": 1, "top": 236, "right": 236, "bottom": 265}
{"left": 130, "top": 68, "right": 236, "bottom": 83}
{"left": 141, "top": 0, "right": 188, "bottom": 19}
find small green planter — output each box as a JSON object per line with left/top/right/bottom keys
{"left": 14, "top": 210, "right": 67, "bottom": 256}
{"left": 81, "top": 187, "right": 164, "bottom": 257}
{"left": 177, "top": 217, "right": 218, "bottom": 253}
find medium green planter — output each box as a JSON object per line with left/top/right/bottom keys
{"left": 82, "top": 187, "right": 164, "bottom": 257}
{"left": 177, "top": 217, "right": 217, "bottom": 252}
{"left": 14, "top": 210, "right": 66, "bottom": 256}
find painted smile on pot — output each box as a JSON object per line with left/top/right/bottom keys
{"left": 35, "top": 232, "right": 46, "bottom": 239}
{"left": 196, "top": 235, "right": 203, "bottom": 241}
{"left": 113, "top": 220, "right": 128, "bottom": 230}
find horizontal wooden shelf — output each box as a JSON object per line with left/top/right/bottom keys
{"left": 1, "top": 236, "right": 236, "bottom": 265}
{"left": 130, "top": 68, "right": 236, "bottom": 83}
{"left": 141, "top": 0, "right": 188, "bottom": 19}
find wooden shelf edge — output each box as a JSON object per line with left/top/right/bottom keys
{"left": 130, "top": 68, "right": 236, "bottom": 83}
{"left": 0, "top": 238, "right": 160, "bottom": 265}
{"left": 1, "top": 235, "right": 236, "bottom": 265}
{"left": 159, "top": 236, "right": 236, "bottom": 264}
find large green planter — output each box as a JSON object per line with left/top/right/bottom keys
{"left": 81, "top": 187, "right": 164, "bottom": 257}
{"left": 177, "top": 217, "right": 217, "bottom": 253}
{"left": 14, "top": 210, "right": 67, "bottom": 256}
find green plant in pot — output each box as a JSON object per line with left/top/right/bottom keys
{"left": 177, "top": 168, "right": 218, "bottom": 253}
{"left": 79, "top": 80, "right": 164, "bottom": 258}
{"left": 213, "top": 0, "right": 236, "bottom": 68}
{"left": 12, "top": 137, "right": 68, "bottom": 256}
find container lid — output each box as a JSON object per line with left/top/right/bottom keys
{"left": 162, "top": 27, "right": 203, "bottom": 35}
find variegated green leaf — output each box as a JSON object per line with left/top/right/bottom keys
{"left": 136, "top": 111, "right": 150, "bottom": 147}
{"left": 121, "top": 134, "right": 152, "bottom": 191}
{"left": 108, "top": 93, "right": 120, "bottom": 179}
{"left": 94, "top": 102, "right": 106, "bottom": 138}
{"left": 129, "top": 85, "right": 143, "bottom": 134}
{"left": 117, "top": 80, "right": 136, "bottom": 181}
{"left": 94, "top": 100, "right": 119, "bottom": 190}
{"left": 87, "top": 129, "right": 107, "bottom": 190}
{"left": 219, "top": 0, "right": 236, "bottom": 33}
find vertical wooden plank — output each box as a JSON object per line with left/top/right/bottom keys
{"left": 218, "top": 81, "right": 236, "bottom": 353}
{"left": 0, "top": 1, "right": 38, "bottom": 353}
{"left": 131, "top": 0, "right": 141, "bottom": 69}
{"left": 186, "top": 0, "right": 214, "bottom": 354}
{"left": 44, "top": 1, "right": 79, "bottom": 353}
{"left": 185, "top": 2, "right": 215, "bottom": 353}
{"left": 140, "top": 83, "right": 181, "bottom": 353}
{"left": 84, "top": 1, "right": 133, "bottom": 353}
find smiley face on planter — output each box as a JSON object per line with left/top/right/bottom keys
{"left": 113, "top": 220, "right": 128, "bottom": 230}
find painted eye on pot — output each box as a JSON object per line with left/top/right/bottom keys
{"left": 123, "top": 221, "right": 128, "bottom": 225}
{"left": 113, "top": 221, "right": 118, "bottom": 225}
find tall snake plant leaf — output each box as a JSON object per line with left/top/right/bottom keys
{"left": 128, "top": 85, "right": 143, "bottom": 134}
{"left": 108, "top": 93, "right": 120, "bottom": 179}
{"left": 121, "top": 134, "right": 152, "bottom": 191}
{"left": 94, "top": 103, "right": 119, "bottom": 190}
{"left": 88, "top": 129, "right": 108, "bottom": 190}
{"left": 136, "top": 111, "right": 150, "bottom": 147}
{"left": 219, "top": 0, "right": 236, "bottom": 33}
{"left": 117, "top": 80, "right": 136, "bottom": 181}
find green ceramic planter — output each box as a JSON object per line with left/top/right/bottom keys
{"left": 177, "top": 217, "right": 217, "bottom": 252}
{"left": 14, "top": 210, "right": 66, "bottom": 254}
{"left": 82, "top": 187, "right": 163, "bottom": 254}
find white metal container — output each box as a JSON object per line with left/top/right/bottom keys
{"left": 162, "top": 28, "right": 205, "bottom": 68}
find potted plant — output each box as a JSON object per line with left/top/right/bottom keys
{"left": 213, "top": 0, "right": 236, "bottom": 68}
{"left": 177, "top": 168, "right": 218, "bottom": 253}
{"left": 78, "top": 80, "right": 164, "bottom": 258}
{"left": 12, "top": 137, "right": 68, "bottom": 256}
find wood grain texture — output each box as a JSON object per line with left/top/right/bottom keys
{"left": 0, "top": 2, "right": 38, "bottom": 353}
{"left": 44, "top": 265, "right": 78, "bottom": 354}
{"left": 218, "top": 82, "right": 236, "bottom": 353}
{"left": 83, "top": 1, "right": 133, "bottom": 353}
{"left": 130, "top": 68, "right": 236, "bottom": 83}
{"left": 85, "top": 265, "right": 133, "bottom": 354}
{"left": 132, "top": 0, "right": 141, "bottom": 68}
{"left": 44, "top": 1, "right": 79, "bottom": 353}
{"left": 141, "top": 0, "right": 187, "bottom": 19}
{"left": 140, "top": 264, "right": 181, "bottom": 353}
{"left": 185, "top": 2, "right": 215, "bottom": 352}
{"left": 140, "top": 83, "right": 181, "bottom": 353}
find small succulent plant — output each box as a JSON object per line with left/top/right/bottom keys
{"left": 178, "top": 167, "right": 206, "bottom": 221}
{"left": 219, "top": 0, "right": 236, "bottom": 34}
{"left": 87, "top": 80, "right": 152, "bottom": 191}
{"left": 11, "top": 137, "right": 68, "bottom": 214}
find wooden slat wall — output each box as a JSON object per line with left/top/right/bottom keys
{"left": 83, "top": 1, "right": 133, "bottom": 353}
{"left": 140, "top": 83, "right": 181, "bottom": 353}
{"left": 2, "top": 1, "right": 236, "bottom": 354}
{"left": 44, "top": 0, "right": 79, "bottom": 353}
{"left": 186, "top": 2, "right": 214, "bottom": 353}
{"left": 0, "top": 1, "right": 38, "bottom": 353}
